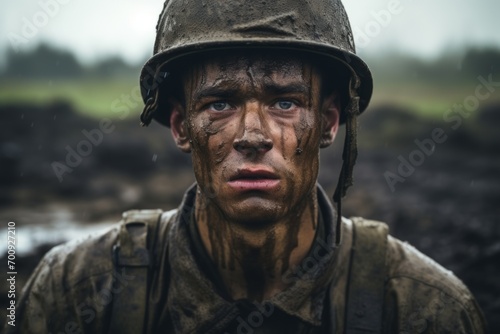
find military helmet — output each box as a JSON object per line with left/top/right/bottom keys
{"left": 139, "top": 0, "right": 373, "bottom": 127}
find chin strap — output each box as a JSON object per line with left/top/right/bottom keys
{"left": 333, "top": 77, "right": 361, "bottom": 242}
{"left": 140, "top": 69, "right": 169, "bottom": 127}
{"left": 140, "top": 90, "right": 159, "bottom": 127}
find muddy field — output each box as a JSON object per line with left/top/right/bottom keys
{"left": 1, "top": 102, "right": 499, "bottom": 331}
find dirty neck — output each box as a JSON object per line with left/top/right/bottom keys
{"left": 194, "top": 187, "right": 318, "bottom": 302}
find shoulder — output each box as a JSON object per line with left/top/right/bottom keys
{"left": 342, "top": 217, "right": 485, "bottom": 333}
{"left": 40, "top": 208, "right": 179, "bottom": 288}
{"left": 345, "top": 217, "right": 476, "bottom": 306}
{"left": 33, "top": 223, "right": 120, "bottom": 292}
{"left": 386, "top": 235, "right": 474, "bottom": 307}
{"left": 13, "top": 209, "right": 179, "bottom": 333}
{"left": 384, "top": 234, "right": 486, "bottom": 333}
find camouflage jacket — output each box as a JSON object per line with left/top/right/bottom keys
{"left": 7, "top": 185, "right": 486, "bottom": 333}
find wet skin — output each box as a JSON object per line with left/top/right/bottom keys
{"left": 170, "top": 52, "right": 340, "bottom": 301}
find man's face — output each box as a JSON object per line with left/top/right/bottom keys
{"left": 171, "top": 52, "right": 339, "bottom": 226}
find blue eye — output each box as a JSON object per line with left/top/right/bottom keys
{"left": 209, "top": 102, "right": 230, "bottom": 111}
{"left": 274, "top": 100, "right": 294, "bottom": 110}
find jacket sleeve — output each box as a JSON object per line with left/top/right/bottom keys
{"left": 5, "top": 246, "right": 85, "bottom": 334}
{"left": 383, "top": 236, "right": 487, "bottom": 334}
{"left": 4, "top": 249, "right": 54, "bottom": 334}
{"left": 384, "top": 276, "right": 487, "bottom": 334}
{"left": 4, "top": 226, "right": 121, "bottom": 334}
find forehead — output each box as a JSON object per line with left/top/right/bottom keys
{"left": 182, "top": 51, "right": 321, "bottom": 87}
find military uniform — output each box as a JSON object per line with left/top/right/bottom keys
{"left": 7, "top": 185, "right": 486, "bottom": 333}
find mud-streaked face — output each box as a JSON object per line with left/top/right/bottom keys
{"left": 170, "top": 52, "right": 339, "bottom": 226}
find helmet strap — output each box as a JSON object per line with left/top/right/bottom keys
{"left": 140, "top": 68, "right": 168, "bottom": 127}
{"left": 333, "top": 79, "right": 360, "bottom": 242}
{"left": 140, "top": 87, "right": 160, "bottom": 127}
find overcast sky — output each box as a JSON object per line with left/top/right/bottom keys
{"left": 1, "top": 0, "right": 499, "bottom": 66}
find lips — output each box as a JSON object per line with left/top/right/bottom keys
{"left": 228, "top": 168, "right": 280, "bottom": 191}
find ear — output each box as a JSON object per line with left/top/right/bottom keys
{"left": 320, "top": 92, "right": 340, "bottom": 148}
{"left": 169, "top": 99, "right": 191, "bottom": 153}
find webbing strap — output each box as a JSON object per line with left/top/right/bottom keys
{"left": 345, "top": 218, "right": 388, "bottom": 334}
{"left": 109, "top": 209, "right": 163, "bottom": 334}
{"left": 333, "top": 84, "right": 361, "bottom": 245}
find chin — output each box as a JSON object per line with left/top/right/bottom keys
{"left": 223, "top": 199, "right": 284, "bottom": 227}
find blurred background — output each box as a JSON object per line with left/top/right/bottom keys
{"left": 1, "top": 0, "right": 499, "bottom": 330}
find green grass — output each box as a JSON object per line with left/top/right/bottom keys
{"left": 372, "top": 80, "right": 500, "bottom": 119}
{"left": 0, "top": 77, "right": 140, "bottom": 119}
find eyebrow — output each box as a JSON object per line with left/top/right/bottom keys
{"left": 192, "top": 82, "right": 310, "bottom": 102}
{"left": 262, "top": 82, "right": 309, "bottom": 96}
{"left": 193, "top": 86, "right": 240, "bottom": 101}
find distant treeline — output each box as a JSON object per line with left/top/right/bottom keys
{"left": 368, "top": 47, "right": 500, "bottom": 84}
{"left": 0, "top": 43, "right": 140, "bottom": 79}
{"left": 1, "top": 43, "right": 499, "bottom": 82}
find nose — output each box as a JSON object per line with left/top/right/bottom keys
{"left": 233, "top": 103, "right": 273, "bottom": 157}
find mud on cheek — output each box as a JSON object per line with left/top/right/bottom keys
{"left": 189, "top": 124, "right": 216, "bottom": 197}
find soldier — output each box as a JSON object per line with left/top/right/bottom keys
{"left": 8, "top": 0, "right": 486, "bottom": 333}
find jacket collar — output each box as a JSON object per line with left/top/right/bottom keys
{"left": 166, "top": 184, "right": 340, "bottom": 334}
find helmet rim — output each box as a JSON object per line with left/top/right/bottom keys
{"left": 140, "top": 39, "right": 372, "bottom": 127}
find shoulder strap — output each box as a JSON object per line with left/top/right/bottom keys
{"left": 344, "top": 217, "right": 388, "bottom": 334}
{"left": 109, "top": 209, "right": 163, "bottom": 334}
